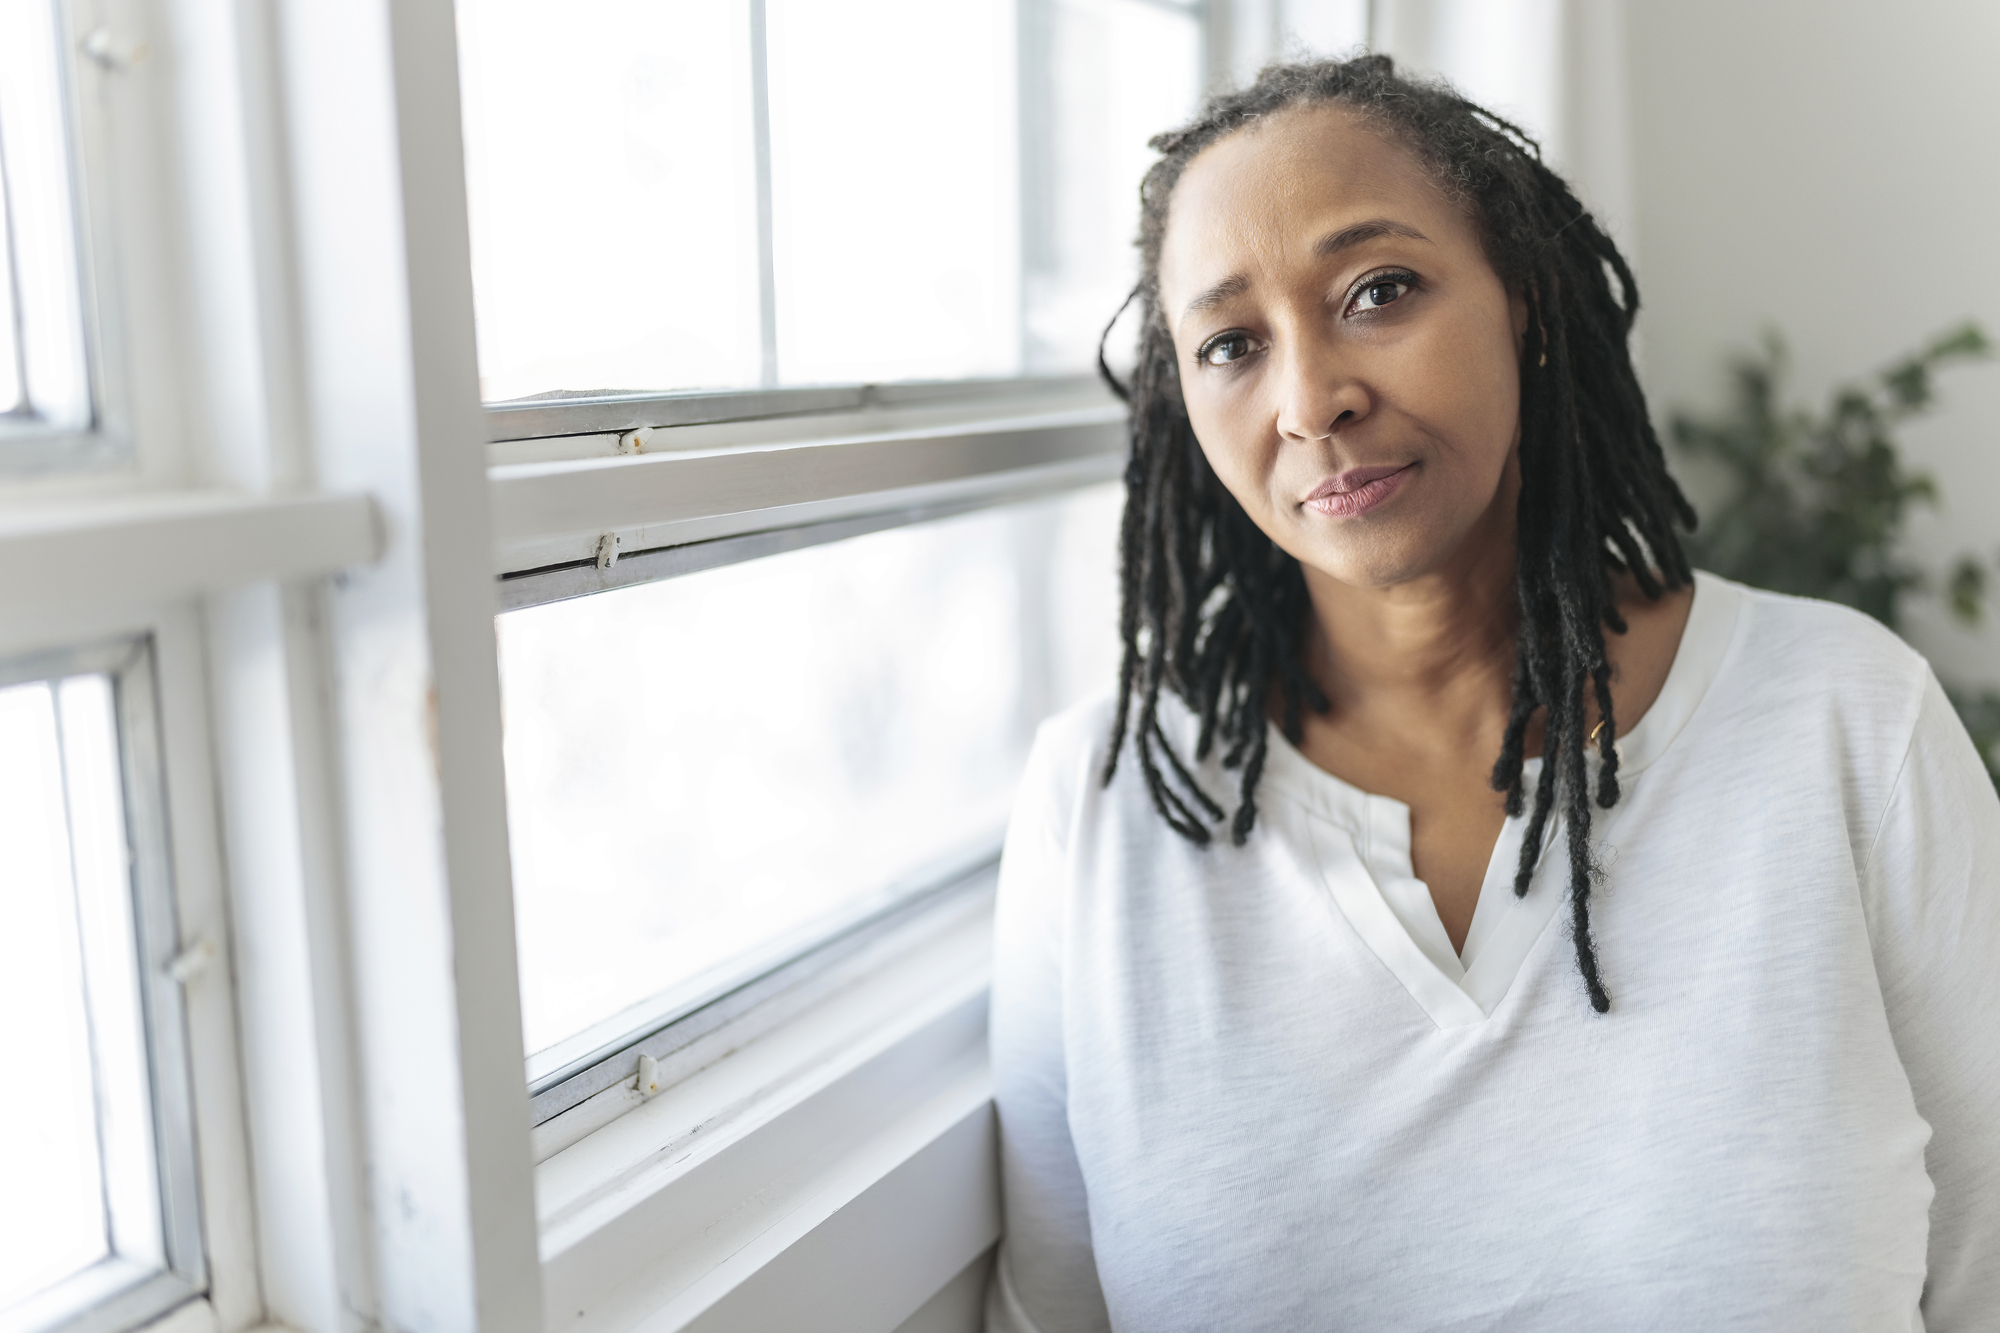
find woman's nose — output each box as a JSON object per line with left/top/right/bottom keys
{"left": 1272, "top": 338, "right": 1369, "bottom": 443}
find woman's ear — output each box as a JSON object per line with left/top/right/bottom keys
{"left": 1511, "top": 287, "right": 1533, "bottom": 349}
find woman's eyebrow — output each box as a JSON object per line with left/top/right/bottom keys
{"left": 1315, "top": 217, "right": 1431, "bottom": 257}
{"left": 1181, "top": 273, "right": 1250, "bottom": 325}
{"left": 1178, "top": 219, "right": 1433, "bottom": 329}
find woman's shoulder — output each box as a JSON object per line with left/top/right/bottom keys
{"left": 1015, "top": 690, "right": 1209, "bottom": 856}
{"left": 1013, "top": 692, "right": 1121, "bottom": 851}
{"left": 1704, "top": 571, "right": 1931, "bottom": 704}
{"left": 1722, "top": 572, "right": 1921, "bottom": 650}
{"left": 1688, "top": 572, "right": 1940, "bottom": 791}
{"left": 1031, "top": 690, "right": 1123, "bottom": 766}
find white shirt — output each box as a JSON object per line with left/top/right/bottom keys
{"left": 985, "top": 573, "right": 2000, "bottom": 1332}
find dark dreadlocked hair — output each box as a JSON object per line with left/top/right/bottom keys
{"left": 1100, "top": 53, "right": 1696, "bottom": 1014}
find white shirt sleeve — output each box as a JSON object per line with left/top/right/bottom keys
{"left": 1861, "top": 673, "right": 2000, "bottom": 1330}
{"left": 984, "top": 726, "right": 1113, "bottom": 1333}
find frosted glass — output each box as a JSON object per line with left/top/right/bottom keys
{"left": 0, "top": 150, "right": 19, "bottom": 414}
{"left": 0, "top": 679, "right": 113, "bottom": 1307}
{"left": 456, "top": 0, "right": 764, "bottom": 402}
{"left": 1024, "top": 0, "right": 1202, "bottom": 374}
{"left": 499, "top": 486, "right": 1120, "bottom": 1059}
{"left": 454, "top": 0, "right": 1208, "bottom": 398}
{"left": 766, "top": 0, "right": 1021, "bottom": 385}
{"left": 0, "top": 0, "right": 92, "bottom": 435}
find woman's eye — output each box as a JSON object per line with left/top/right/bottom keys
{"left": 1349, "top": 274, "right": 1415, "bottom": 313}
{"left": 1199, "top": 333, "right": 1254, "bottom": 366}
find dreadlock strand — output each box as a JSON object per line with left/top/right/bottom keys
{"left": 1514, "top": 726, "right": 1561, "bottom": 898}
{"left": 1591, "top": 662, "right": 1622, "bottom": 807}
{"left": 1231, "top": 721, "right": 1271, "bottom": 846}
{"left": 1562, "top": 687, "right": 1613, "bottom": 1012}
{"left": 1152, "top": 715, "right": 1227, "bottom": 824}
{"left": 1135, "top": 699, "right": 1213, "bottom": 842}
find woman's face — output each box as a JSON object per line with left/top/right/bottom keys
{"left": 1156, "top": 103, "right": 1526, "bottom": 592}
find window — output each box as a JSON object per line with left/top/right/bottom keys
{"left": 0, "top": 5, "right": 1610, "bottom": 1332}
{"left": 0, "top": 643, "right": 202, "bottom": 1333}
{"left": 500, "top": 484, "right": 1120, "bottom": 1112}
{"left": 455, "top": 0, "right": 1202, "bottom": 402}
{"left": 1022, "top": 0, "right": 1204, "bottom": 372}
{"left": 0, "top": 0, "right": 98, "bottom": 466}
{"left": 466, "top": 0, "right": 1194, "bottom": 1132}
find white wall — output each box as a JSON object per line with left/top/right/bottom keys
{"left": 1621, "top": 0, "right": 2000, "bottom": 688}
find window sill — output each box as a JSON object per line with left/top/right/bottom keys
{"left": 4, "top": 1260, "right": 199, "bottom": 1333}
{"left": 533, "top": 891, "right": 997, "bottom": 1333}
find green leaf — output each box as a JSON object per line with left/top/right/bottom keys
{"left": 1948, "top": 557, "right": 1988, "bottom": 627}
{"left": 1673, "top": 322, "right": 1990, "bottom": 637}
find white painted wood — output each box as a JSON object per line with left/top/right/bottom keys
{"left": 148, "top": 607, "right": 264, "bottom": 1333}
{"left": 205, "top": 582, "right": 374, "bottom": 1333}
{"left": 535, "top": 902, "right": 991, "bottom": 1242}
{"left": 62, "top": 0, "right": 199, "bottom": 491}
{"left": 535, "top": 907, "right": 999, "bottom": 1333}
{"left": 528, "top": 881, "right": 995, "bottom": 1158}
{"left": 677, "top": 1088, "right": 998, "bottom": 1333}
{"left": 890, "top": 1251, "right": 992, "bottom": 1333}
{"left": 133, "top": 1295, "right": 219, "bottom": 1333}
{"left": 268, "top": 0, "right": 543, "bottom": 1328}
{"left": 164, "top": 0, "right": 374, "bottom": 1316}
{"left": 488, "top": 405, "right": 1122, "bottom": 574}
{"left": 0, "top": 490, "right": 378, "bottom": 617}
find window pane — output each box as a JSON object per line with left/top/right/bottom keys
{"left": 0, "top": 0, "right": 92, "bottom": 441}
{"left": 456, "top": 0, "right": 763, "bottom": 402}
{"left": 455, "top": 0, "right": 1203, "bottom": 401}
{"left": 766, "top": 0, "right": 1020, "bottom": 385}
{"left": 1023, "top": 0, "right": 1202, "bottom": 374}
{"left": 499, "top": 486, "right": 1119, "bottom": 1063}
{"left": 0, "top": 673, "right": 160, "bottom": 1315}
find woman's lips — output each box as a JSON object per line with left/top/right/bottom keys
{"left": 1302, "top": 463, "right": 1415, "bottom": 518}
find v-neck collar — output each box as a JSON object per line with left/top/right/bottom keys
{"left": 1256, "top": 571, "right": 1746, "bottom": 1028}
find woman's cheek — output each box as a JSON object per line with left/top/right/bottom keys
{"left": 1193, "top": 428, "right": 1262, "bottom": 519}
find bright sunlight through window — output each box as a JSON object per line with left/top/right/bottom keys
{"left": 498, "top": 487, "right": 1120, "bottom": 1067}
{"left": 0, "top": 673, "right": 163, "bottom": 1325}
{"left": 454, "top": 0, "right": 1200, "bottom": 400}
{"left": 0, "top": 0, "right": 93, "bottom": 447}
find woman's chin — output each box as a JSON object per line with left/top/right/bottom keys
{"left": 1288, "top": 526, "right": 1465, "bottom": 594}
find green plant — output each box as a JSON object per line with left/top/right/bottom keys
{"left": 1670, "top": 323, "right": 2000, "bottom": 790}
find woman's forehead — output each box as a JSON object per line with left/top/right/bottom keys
{"left": 1158, "top": 105, "right": 1463, "bottom": 294}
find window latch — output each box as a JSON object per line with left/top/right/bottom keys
{"left": 167, "top": 936, "right": 217, "bottom": 985}
{"left": 82, "top": 27, "right": 151, "bottom": 71}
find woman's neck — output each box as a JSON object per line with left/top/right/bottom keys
{"left": 1298, "top": 518, "right": 1521, "bottom": 755}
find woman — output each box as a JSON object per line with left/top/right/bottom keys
{"left": 987, "top": 55, "right": 2000, "bottom": 1331}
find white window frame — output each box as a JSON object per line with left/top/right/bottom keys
{"left": 0, "top": 599, "right": 267, "bottom": 1333}
{"left": 0, "top": 636, "right": 204, "bottom": 1333}
{"left": 0, "top": 3, "right": 1310, "bottom": 1332}
{"left": 0, "top": 0, "right": 120, "bottom": 471}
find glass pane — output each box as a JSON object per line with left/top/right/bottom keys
{"left": 0, "top": 672, "right": 158, "bottom": 1313}
{"left": 499, "top": 485, "right": 1120, "bottom": 1063}
{"left": 0, "top": 0, "right": 92, "bottom": 438}
{"left": 1023, "top": 0, "right": 1202, "bottom": 374}
{"left": 766, "top": 0, "right": 1021, "bottom": 386}
{"left": 456, "top": 0, "right": 763, "bottom": 402}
